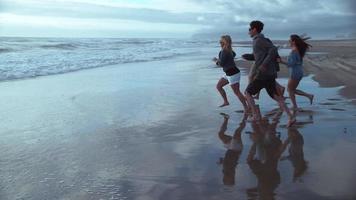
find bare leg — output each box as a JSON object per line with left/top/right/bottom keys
{"left": 295, "top": 89, "right": 314, "bottom": 105}
{"left": 273, "top": 93, "right": 296, "bottom": 127}
{"left": 255, "top": 104, "right": 262, "bottom": 121}
{"left": 245, "top": 91, "right": 260, "bottom": 121}
{"left": 219, "top": 113, "right": 229, "bottom": 133}
{"left": 288, "top": 79, "right": 299, "bottom": 110}
{"left": 231, "top": 83, "right": 249, "bottom": 112}
{"left": 276, "top": 81, "right": 285, "bottom": 97}
{"left": 288, "top": 78, "right": 314, "bottom": 109}
{"left": 216, "top": 78, "right": 229, "bottom": 107}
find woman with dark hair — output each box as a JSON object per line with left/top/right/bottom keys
{"left": 279, "top": 34, "right": 314, "bottom": 112}
{"left": 213, "top": 35, "right": 249, "bottom": 112}
{"left": 279, "top": 128, "right": 308, "bottom": 182}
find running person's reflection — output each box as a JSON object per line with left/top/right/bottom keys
{"left": 217, "top": 113, "right": 248, "bottom": 185}
{"left": 246, "top": 107, "right": 282, "bottom": 199}
{"left": 279, "top": 127, "right": 307, "bottom": 182}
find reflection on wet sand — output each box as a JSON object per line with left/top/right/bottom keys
{"left": 216, "top": 106, "right": 314, "bottom": 199}
{"left": 217, "top": 113, "right": 248, "bottom": 186}
{"left": 280, "top": 127, "right": 307, "bottom": 182}
{"left": 246, "top": 108, "right": 282, "bottom": 200}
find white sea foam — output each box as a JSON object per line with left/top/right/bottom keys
{"left": 0, "top": 37, "right": 216, "bottom": 81}
{"left": 0, "top": 37, "right": 295, "bottom": 81}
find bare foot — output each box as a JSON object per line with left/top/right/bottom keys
{"left": 219, "top": 102, "right": 229, "bottom": 107}
{"left": 309, "top": 95, "right": 314, "bottom": 105}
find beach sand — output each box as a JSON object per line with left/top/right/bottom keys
{"left": 0, "top": 40, "right": 356, "bottom": 200}
{"left": 306, "top": 40, "right": 356, "bottom": 102}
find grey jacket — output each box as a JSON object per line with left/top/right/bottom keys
{"left": 253, "top": 34, "right": 278, "bottom": 80}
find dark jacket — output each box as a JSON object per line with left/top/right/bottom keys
{"left": 242, "top": 38, "right": 280, "bottom": 72}
{"left": 217, "top": 50, "right": 240, "bottom": 76}
{"left": 252, "top": 34, "right": 278, "bottom": 80}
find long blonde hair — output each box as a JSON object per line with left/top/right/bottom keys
{"left": 221, "top": 35, "right": 233, "bottom": 53}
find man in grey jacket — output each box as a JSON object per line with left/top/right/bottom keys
{"left": 245, "top": 20, "right": 295, "bottom": 127}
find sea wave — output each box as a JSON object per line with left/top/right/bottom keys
{"left": 0, "top": 48, "right": 14, "bottom": 53}
{"left": 0, "top": 37, "right": 221, "bottom": 81}
{"left": 0, "top": 37, "right": 216, "bottom": 82}
{"left": 40, "top": 43, "right": 78, "bottom": 50}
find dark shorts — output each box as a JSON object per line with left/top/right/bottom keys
{"left": 245, "top": 79, "right": 277, "bottom": 98}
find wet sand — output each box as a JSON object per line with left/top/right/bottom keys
{"left": 1, "top": 41, "right": 356, "bottom": 200}
{"left": 305, "top": 39, "right": 356, "bottom": 102}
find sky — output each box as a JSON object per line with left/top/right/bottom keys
{"left": 0, "top": 0, "right": 355, "bottom": 39}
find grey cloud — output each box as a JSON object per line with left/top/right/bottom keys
{"left": 1, "top": 1, "right": 220, "bottom": 25}
{"left": 1, "top": 0, "right": 355, "bottom": 39}
{"left": 191, "top": 0, "right": 356, "bottom": 39}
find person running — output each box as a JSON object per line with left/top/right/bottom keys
{"left": 242, "top": 47, "right": 285, "bottom": 99}
{"left": 278, "top": 34, "right": 314, "bottom": 112}
{"left": 213, "top": 35, "right": 249, "bottom": 112}
{"left": 244, "top": 20, "right": 295, "bottom": 127}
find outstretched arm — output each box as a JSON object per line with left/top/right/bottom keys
{"left": 242, "top": 53, "right": 255, "bottom": 61}
{"left": 277, "top": 57, "right": 287, "bottom": 65}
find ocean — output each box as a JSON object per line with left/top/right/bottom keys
{"left": 0, "top": 37, "right": 218, "bottom": 81}
{"left": 0, "top": 37, "right": 294, "bottom": 82}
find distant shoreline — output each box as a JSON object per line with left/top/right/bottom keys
{"left": 1, "top": 35, "right": 356, "bottom": 42}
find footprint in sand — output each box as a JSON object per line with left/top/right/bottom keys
{"left": 327, "top": 98, "right": 343, "bottom": 101}
{"left": 265, "top": 110, "right": 280, "bottom": 117}
{"left": 295, "top": 121, "right": 314, "bottom": 126}
{"left": 70, "top": 96, "right": 77, "bottom": 101}
{"left": 279, "top": 121, "right": 308, "bottom": 128}
{"left": 279, "top": 124, "right": 288, "bottom": 128}
{"left": 298, "top": 109, "right": 314, "bottom": 113}
{"left": 319, "top": 102, "right": 337, "bottom": 105}
{"left": 329, "top": 108, "right": 346, "bottom": 111}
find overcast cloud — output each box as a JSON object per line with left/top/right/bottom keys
{"left": 0, "top": 0, "right": 355, "bottom": 39}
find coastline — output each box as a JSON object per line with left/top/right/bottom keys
{"left": 0, "top": 40, "right": 355, "bottom": 199}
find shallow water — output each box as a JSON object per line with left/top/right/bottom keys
{"left": 0, "top": 51, "right": 355, "bottom": 200}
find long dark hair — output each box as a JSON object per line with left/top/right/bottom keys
{"left": 290, "top": 34, "right": 312, "bottom": 58}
